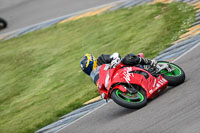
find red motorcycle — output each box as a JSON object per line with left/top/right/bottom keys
{"left": 97, "top": 54, "right": 185, "bottom": 109}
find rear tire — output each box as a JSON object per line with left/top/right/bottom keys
{"left": 158, "top": 61, "right": 185, "bottom": 86}
{"left": 0, "top": 18, "right": 7, "bottom": 29}
{"left": 111, "top": 89, "right": 147, "bottom": 109}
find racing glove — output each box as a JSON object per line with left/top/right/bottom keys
{"left": 97, "top": 53, "right": 121, "bottom": 66}
{"left": 110, "top": 53, "right": 121, "bottom": 68}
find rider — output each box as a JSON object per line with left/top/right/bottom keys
{"left": 80, "top": 53, "right": 157, "bottom": 85}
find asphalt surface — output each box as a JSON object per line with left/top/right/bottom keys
{"left": 57, "top": 43, "right": 200, "bottom": 133}
{"left": 0, "top": 0, "right": 119, "bottom": 35}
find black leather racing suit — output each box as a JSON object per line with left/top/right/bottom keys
{"left": 90, "top": 53, "right": 154, "bottom": 84}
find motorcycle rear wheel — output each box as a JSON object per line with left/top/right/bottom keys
{"left": 158, "top": 61, "right": 185, "bottom": 86}
{"left": 0, "top": 18, "right": 7, "bottom": 29}
{"left": 111, "top": 89, "right": 147, "bottom": 109}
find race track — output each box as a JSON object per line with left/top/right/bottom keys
{"left": 1, "top": 0, "right": 200, "bottom": 132}
{"left": 57, "top": 43, "right": 200, "bottom": 133}
{"left": 0, "top": 0, "right": 119, "bottom": 35}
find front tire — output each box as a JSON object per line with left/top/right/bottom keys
{"left": 111, "top": 89, "right": 147, "bottom": 109}
{"left": 158, "top": 61, "right": 185, "bottom": 86}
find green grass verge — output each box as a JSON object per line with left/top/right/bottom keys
{"left": 0, "top": 2, "right": 195, "bottom": 133}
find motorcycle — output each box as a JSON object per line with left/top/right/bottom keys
{"left": 0, "top": 18, "right": 7, "bottom": 30}
{"left": 97, "top": 54, "right": 185, "bottom": 109}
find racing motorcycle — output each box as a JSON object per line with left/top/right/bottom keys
{"left": 97, "top": 53, "right": 185, "bottom": 109}
{"left": 0, "top": 18, "right": 7, "bottom": 30}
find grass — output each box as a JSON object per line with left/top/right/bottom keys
{"left": 0, "top": 2, "right": 195, "bottom": 133}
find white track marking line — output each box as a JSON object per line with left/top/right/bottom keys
{"left": 55, "top": 101, "right": 110, "bottom": 133}
{"left": 172, "top": 41, "right": 200, "bottom": 63}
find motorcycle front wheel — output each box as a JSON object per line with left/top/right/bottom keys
{"left": 111, "top": 89, "right": 147, "bottom": 109}
{"left": 158, "top": 61, "right": 185, "bottom": 86}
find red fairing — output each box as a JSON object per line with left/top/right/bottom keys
{"left": 97, "top": 63, "right": 168, "bottom": 100}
